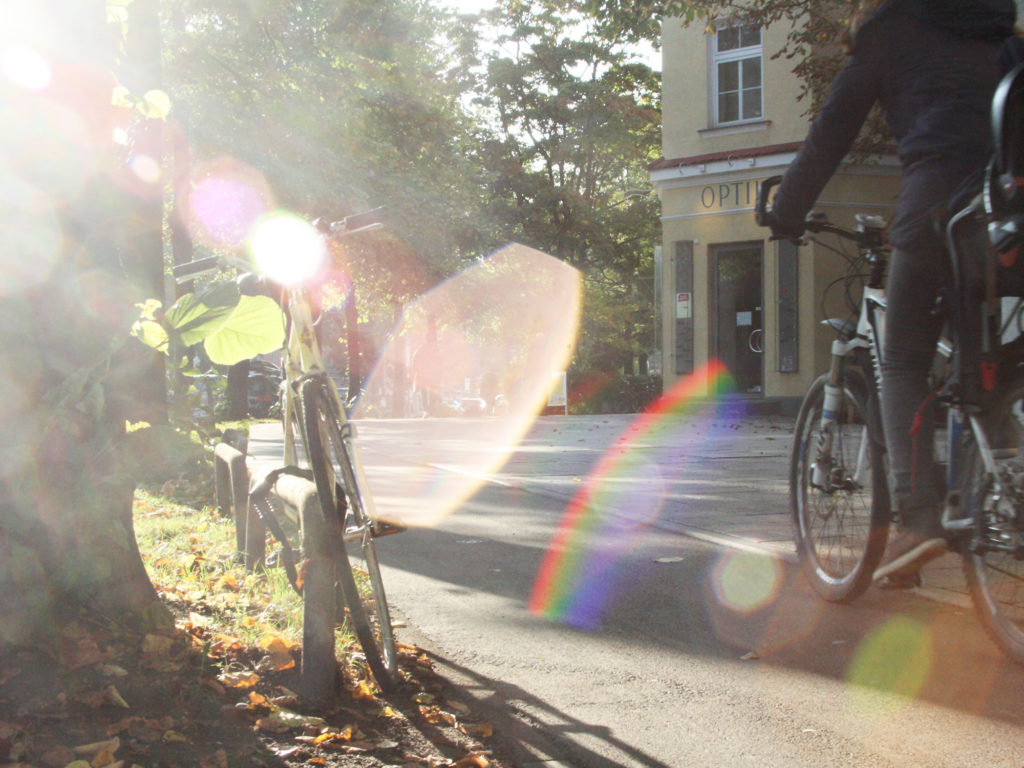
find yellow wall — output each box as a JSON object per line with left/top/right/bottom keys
{"left": 661, "top": 17, "right": 807, "bottom": 161}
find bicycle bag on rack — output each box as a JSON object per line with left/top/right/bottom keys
{"left": 985, "top": 62, "right": 1024, "bottom": 297}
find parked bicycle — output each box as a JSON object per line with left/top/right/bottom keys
{"left": 173, "top": 208, "right": 399, "bottom": 690}
{"left": 754, "top": 63, "right": 1024, "bottom": 665}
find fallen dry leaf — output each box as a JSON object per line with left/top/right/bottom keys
{"left": 352, "top": 680, "right": 376, "bottom": 700}
{"left": 218, "top": 670, "right": 260, "bottom": 689}
{"left": 453, "top": 754, "right": 490, "bottom": 768}
{"left": 461, "top": 723, "right": 494, "bottom": 739}
{"left": 256, "top": 651, "right": 295, "bottom": 673}
{"left": 213, "top": 573, "right": 238, "bottom": 591}
{"left": 74, "top": 736, "right": 120, "bottom": 756}
{"left": 257, "top": 632, "right": 293, "bottom": 654}
{"left": 104, "top": 685, "right": 130, "bottom": 709}
{"left": 255, "top": 708, "right": 327, "bottom": 733}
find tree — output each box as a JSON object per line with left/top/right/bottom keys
{"left": 0, "top": 0, "right": 173, "bottom": 642}
{"left": 476, "top": 0, "right": 663, "bottom": 381}
{"left": 161, "top": 0, "right": 493, "bottom": 311}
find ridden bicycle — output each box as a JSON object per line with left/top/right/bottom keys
{"left": 173, "top": 209, "right": 398, "bottom": 690}
{"left": 756, "top": 62, "right": 1024, "bottom": 665}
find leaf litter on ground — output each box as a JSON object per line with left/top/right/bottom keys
{"left": 0, "top": 477, "right": 512, "bottom": 768}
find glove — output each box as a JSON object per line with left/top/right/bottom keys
{"left": 766, "top": 210, "right": 805, "bottom": 241}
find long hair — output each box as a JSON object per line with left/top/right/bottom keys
{"left": 841, "top": 0, "right": 889, "bottom": 53}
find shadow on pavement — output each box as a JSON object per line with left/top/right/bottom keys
{"left": 426, "top": 650, "right": 675, "bottom": 768}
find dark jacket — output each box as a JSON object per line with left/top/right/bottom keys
{"left": 772, "top": 0, "right": 1015, "bottom": 252}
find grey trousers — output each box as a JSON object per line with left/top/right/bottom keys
{"left": 880, "top": 247, "right": 951, "bottom": 531}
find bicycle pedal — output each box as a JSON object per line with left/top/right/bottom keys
{"left": 373, "top": 522, "right": 407, "bottom": 537}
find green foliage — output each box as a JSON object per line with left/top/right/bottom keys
{"left": 122, "top": 424, "right": 209, "bottom": 483}
{"left": 476, "top": 0, "right": 662, "bottom": 377}
{"left": 133, "top": 281, "right": 285, "bottom": 367}
{"left": 161, "top": 0, "right": 488, "bottom": 312}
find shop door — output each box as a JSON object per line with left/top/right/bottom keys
{"left": 712, "top": 243, "right": 763, "bottom": 395}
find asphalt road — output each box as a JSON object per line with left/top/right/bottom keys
{"left": 249, "top": 415, "right": 1024, "bottom": 766}
{"left": 375, "top": 483, "right": 1024, "bottom": 768}
{"left": 351, "top": 421, "right": 1024, "bottom": 768}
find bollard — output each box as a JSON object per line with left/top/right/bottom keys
{"left": 264, "top": 473, "right": 336, "bottom": 703}
{"left": 221, "top": 428, "right": 248, "bottom": 455}
{"left": 214, "top": 442, "right": 249, "bottom": 563}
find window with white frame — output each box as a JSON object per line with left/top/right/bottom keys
{"left": 712, "top": 24, "right": 763, "bottom": 125}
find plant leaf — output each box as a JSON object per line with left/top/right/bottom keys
{"left": 164, "top": 283, "right": 241, "bottom": 347}
{"left": 202, "top": 295, "right": 285, "bottom": 366}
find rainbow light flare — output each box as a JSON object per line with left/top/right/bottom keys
{"left": 529, "top": 360, "right": 735, "bottom": 629}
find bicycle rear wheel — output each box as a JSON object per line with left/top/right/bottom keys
{"left": 301, "top": 377, "right": 398, "bottom": 691}
{"left": 791, "top": 370, "right": 889, "bottom": 602}
{"left": 962, "top": 375, "right": 1024, "bottom": 665}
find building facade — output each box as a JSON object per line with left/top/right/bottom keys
{"left": 651, "top": 18, "right": 900, "bottom": 409}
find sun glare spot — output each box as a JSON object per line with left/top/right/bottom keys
{"left": 0, "top": 179, "right": 61, "bottom": 296}
{"left": 248, "top": 211, "right": 326, "bottom": 287}
{"left": 185, "top": 158, "right": 273, "bottom": 251}
{"left": 846, "top": 617, "right": 932, "bottom": 715}
{"left": 710, "top": 549, "right": 783, "bottom": 614}
{"left": 2, "top": 45, "right": 51, "bottom": 91}
{"left": 129, "top": 154, "right": 161, "bottom": 185}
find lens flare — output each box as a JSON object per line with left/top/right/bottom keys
{"left": 710, "top": 549, "right": 783, "bottom": 614}
{"left": 847, "top": 617, "right": 933, "bottom": 715}
{"left": 248, "top": 211, "right": 326, "bottom": 287}
{"left": 2, "top": 44, "right": 51, "bottom": 91}
{"left": 529, "top": 361, "right": 735, "bottom": 628}
{"left": 355, "top": 243, "right": 582, "bottom": 527}
{"left": 184, "top": 158, "right": 273, "bottom": 251}
{"left": 0, "top": 177, "right": 61, "bottom": 296}
{"left": 129, "top": 154, "right": 161, "bottom": 186}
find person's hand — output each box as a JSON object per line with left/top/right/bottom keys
{"left": 764, "top": 210, "right": 805, "bottom": 241}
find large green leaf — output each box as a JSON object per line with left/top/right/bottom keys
{"left": 131, "top": 318, "right": 169, "bottom": 354}
{"left": 203, "top": 295, "right": 285, "bottom": 366}
{"left": 164, "top": 282, "right": 241, "bottom": 347}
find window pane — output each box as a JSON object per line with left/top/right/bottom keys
{"left": 739, "top": 25, "right": 761, "bottom": 47}
{"left": 717, "top": 27, "right": 739, "bottom": 51}
{"left": 742, "top": 87, "right": 763, "bottom": 120}
{"left": 719, "top": 91, "right": 739, "bottom": 123}
{"left": 742, "top": 57, "right": 761, "bottom": 89}
{"left": 718, "top": 60, "right": 738, "bottom": 92}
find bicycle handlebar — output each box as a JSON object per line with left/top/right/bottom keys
{"left": 173, "top": 206, "right": 388, "bottom": 284}
{"left": 755, "top": 175, "right": 886, "bottom": 250}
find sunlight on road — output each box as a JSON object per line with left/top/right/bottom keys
{"left": 356, "top": 243, "right": 582, "bottom": 527}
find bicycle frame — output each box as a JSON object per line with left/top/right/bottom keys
{"left": 279, "top": 286, "right": 381, "bottom": 524}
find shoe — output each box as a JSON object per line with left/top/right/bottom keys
{"left": 876, "top": 572, "right": 922, "bottom": 590}
{"left": 873, "top": 528, "right": 949, "bottom": 582}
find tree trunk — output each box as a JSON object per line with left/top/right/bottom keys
{"left": 0, "top": 0, "right": 172, "bottom": 647}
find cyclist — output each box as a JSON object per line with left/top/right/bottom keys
{"left": 761, "top": 0, "right": 1016, "bottom": 584}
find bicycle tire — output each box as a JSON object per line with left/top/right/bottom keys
{"left": 791, "top": 370, "right": 890, "bottom": 602}
{"left": 301, "top": 377, "right": 398, "bottom": 691}
{"left": 962, "top": 374, "right": 1024, "bottom": 665}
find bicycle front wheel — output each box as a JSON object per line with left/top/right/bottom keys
{"left": 791, "top": 370, "right": 889, "bottom": 602}
{"left": 962, "top": 375, "right": 1024, "bottom": 665}
{"left": 301, "top": 377, "right": 398, "bottom": 691}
